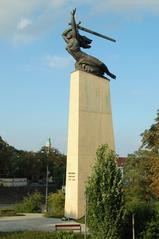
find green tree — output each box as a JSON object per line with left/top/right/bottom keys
{"left": 0, "top": 136, "right": 66, "bottom": 190}
{"left": 122, "top": 110, "right": 159, "bottom": 238}
{"left": 39, "top": 146, "right": 66, "bottom": 187}
{"left": 86, "top": 144, "right": 124, "bottom": 239}
{"left": 124, "top": 110, "right": 159, "bottom": 206}
{"left": 148, "top": 152, "right": 159, "bottom": 198}
{"left": 140, "top": 110, "right": 159, "bottom": 198}
{"left": 0, "top": 136, "right": 17, "bottom": 177}
{"left": 141, "top": 110, "right": 159, "bottom": 153}
{"left": 124, "top": 150, "right": 153, "bottom": 209}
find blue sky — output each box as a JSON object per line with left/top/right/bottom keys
{"left": 0, "top": 0, "right": 159, "bottom": 156}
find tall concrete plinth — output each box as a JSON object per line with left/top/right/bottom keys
{"left": 65, "top": 70, "right": 115, "bottom": 219}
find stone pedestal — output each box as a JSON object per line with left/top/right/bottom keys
{"left": 65, "top": 70, "right": 115, "bottom": 219}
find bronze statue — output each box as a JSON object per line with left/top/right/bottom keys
{"left": 62, "top": 9, "right": 116, "bottom": 79}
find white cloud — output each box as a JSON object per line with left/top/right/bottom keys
{"left": 17, "top": 18, "right": 32, "bottom": 31}
{"left": 0, "top": 0, "right": 67, "bottom": 41}
{"left": 0, "top": 0, "right": 39, "bottom": 36}
{"left": 46, "top": 55, "right": 70, "bottom": 69}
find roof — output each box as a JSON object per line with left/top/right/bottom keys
{"left": 117, "top": 157, "right": 126, "bottom": 167}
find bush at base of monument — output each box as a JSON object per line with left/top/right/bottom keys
{"left": 46, "top": 190, "right": 65, "bottom": 218}
{"left": 86, "top": 144, "right": 125, "bottom": 239}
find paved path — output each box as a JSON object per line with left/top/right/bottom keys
{"left": 0, "top": 213, "right": 77, "bottom": 232}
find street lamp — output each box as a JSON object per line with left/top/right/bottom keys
{"left": 84, "top": 194, "right": 88, "bottom": 239}
{"left": 45, "top": 138, "right": 51, "bottom": 212}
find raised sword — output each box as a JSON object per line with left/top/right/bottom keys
{"left": 78, "top": 25, "right": 116, "bottom": 43}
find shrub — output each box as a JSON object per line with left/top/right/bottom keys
{"left": 0, "top": 208, "right": 16, "bottom": 217}
{"left": 46, "top": 190, "right": 65, "bottom": 218}
{"left": 120, "top": 203, "right": 156, "bottom": 239}
{"left": 15, "top": 192, "right": 43, "bottom": 213}
{"left": 140, "top": 215, "right": 159, "bottom": 239}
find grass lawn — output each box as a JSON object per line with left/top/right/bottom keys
{"left": 0, "top": 231, "right": 91, "bottom": 239}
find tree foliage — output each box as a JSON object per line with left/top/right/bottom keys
{"left": 0, "top": 137, "right": 66, "bottom": 189}
{"left": 123, "top": 110, "right": 159, "bottom": 238}
{"left": 86, "top": 144, "right": 124, "bottom": 239}
{"left": 141, "top": 110, "right": 159, "bottom": 152}
{"left": 124, "top": 110, "right": 159, "bottom": 204}
{"left": 124, "top": 151, "right": 153, "bottom": 209}
{"left": 148, "top": 152, "right": 159, "bottom": 197}
{"left": 140, "top": 215, "right": 159, "bottom": 239}
{"left": 140, "top": 110, "right": 159, "bottom": 198}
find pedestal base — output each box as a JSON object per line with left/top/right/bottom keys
{"left": 65, "top": 70, "right": 115, "bottom": 219}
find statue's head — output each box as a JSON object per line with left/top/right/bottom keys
{"left": 65, "top": 28, "right": 73, "bottom": 40}
{"left": 64, "top": 27, "right": 92, "bottom": 49}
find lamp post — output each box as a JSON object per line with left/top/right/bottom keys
{"left": 45, "top": 138, "right": 51, "bottom": 212}
{"left": 84, "top": 195, "right": 88, "bottom": 239}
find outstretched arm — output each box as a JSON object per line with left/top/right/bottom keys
{"left": 70, "top": 8, "right": 78, "bottom": 39}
